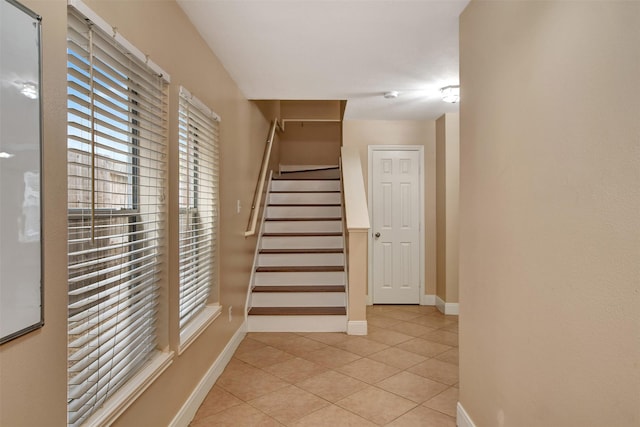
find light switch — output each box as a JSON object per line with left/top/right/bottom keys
{"left": 236, "top": 199, "right": 241, "bottom": 214}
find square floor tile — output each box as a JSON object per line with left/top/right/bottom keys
{"left": 435, "top": 347, "right": 459, "bottom": 365}
{"left": 217, "top": 359, "right": 257, "bottom": 380}
{"left": 407, "top": 315, "right": 455, "bottom": 329}
{"left": 333, "top": 337, "right": 389, "bottom": 357}
{"left": 440, "top": 322, "right": 460, "bottom": 333}
{"left": 190, "top": 403, "right": 282, "bottom": 427}
{"left": 248, "top": 332, "right": 300, "bottom": 347}
{"left": 291, "top": 404, "right": 377, "bottom": 427}
{"left": 367, "top": 347, "right": 427, "bottom": 370}
{"left": 192, "top": 307, "right": 461, "bottom": 427}
{"left": 396, "top": 337, "right": 451, "bottom": 358}
{"left": 296, "top": 370, "right": 368, "bottom": 403}
{"left": 376, "top": 371, "right": 449, "bottom": 403}
{"left": 423, "top": 386, "right": 459, "bottom": 417}
{"left": 387, "top": 321, "right": 436, "bottom": 337}
{"left": 377, "top": 309, "right": 424, "bottom": 321}
{"left": 366, "top": 327, "right": 413, "bottom": 346}
{"left": 234, "top": 345, "right": 295, "bottom": 368}
{"left": 248, "top": 385, "right": 329, "bottom": 425}
{"left": 299, "top": 346, "right": 361, "bottom": 369}
{"left": 264, "top": 357, "right": 328, "bottom": 383}
{"left": 366, "top": 314, "right": 403, "bottom": 329}
{"left": 386, "top": 405, "right": 456, "bottom": 427}
{"left": 217, "top": 363, "right": 289, "bottom": 401}
{"left": 336, "top": 358, "right": 400, "bottom": 384}
{"left": 302, "top": 332, "right": 350, "bottom": 346}
{"left": 408, "top": 358, "right": 459, "bottom": 385}
{"left": 336, "top": 386, "right": 417, "bottom": 425}
{"left": 234, "top": 338, "right": 268, "bottom": 356}
{"left": 400, "top": 305, "right": 440, "bottom": 315}
{"left": 269, "top": 335, "right": 328, "bottom": 357}
{"left": 192, "top": 386, "right": 243, "bottom": 420}
{"left": 421, "top": 330, "right": 459, "bottom": 347}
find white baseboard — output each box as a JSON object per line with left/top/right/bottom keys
{"left": 421, "top": 294, "right": 436, "bottom": 305}
{"left": 446, "top": 302, "right": 459, "bottom": 315}
{"left": 436, "top": 296, "right": 459, "bottom": 316}
{"left": 347, "top": 320, "right": 368, "bottom": 335}
{"left": 170, "top": 321, "right": 247, "bottom": 427}
{"left": 457, "top": 402, "right": 476, "bottom": 427}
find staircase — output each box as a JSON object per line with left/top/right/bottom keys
{"left": 247, "top": 168, "right": 347, "bottom": 332}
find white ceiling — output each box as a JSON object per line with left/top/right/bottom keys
{"left": 177, "top": 0, "right": 469, "bottom": 120}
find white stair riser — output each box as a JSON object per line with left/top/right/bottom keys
{"left": 261, "top": 235, "right": 343, "bottom": 250}
{"left": 258, "top": 253, "right": 344, "bottom": 267}
{"left": 269, "top": 192, "right": 341, "bottom": 205}
{"left": 251, "top": 292, "right": 346, "bottom": 307}
{"left": 264, "top": 220, "right": 342, "bottom": 233}
{"left": 271, "top": 180, "right": 340, "bottom": 192}
{"left": 254, "top": 271, "right": 345, "bottom": 285}
{"left": 247, "top": 175, "right": 347, "bottom": 334}
{"left": 247, "top": 315, "right": 347, "bottom": 332}
{"left": 266, "top": 205, "right": 342, "bottom": 218}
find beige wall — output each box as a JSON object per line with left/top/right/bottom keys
{"left": 445, "top": 114, "right": 459, "bottom": 304}
{"left": 0, "top": 2, "right": 69, "bottom": 425}
{"left": 436, "top": 113, "right": 460, "bottom": 304}
{"left": 459, "top": 2, "right": 640, "bottom": 426}
{"left": 280, "top": 121, "right": 341, "bottom": 166}
{"left": 342, "top": 120, "right": 437, "bottom": 298}
{"left": 278, "top": 100, "right": 343, "bottom": 166}
{"left": 436, "top": 116, "right": 446, "bottom": 301}
{"left": 0, "top": 1, "right": 270, "bottom": 426}
{"left": 280, "top": 100, "right": 342, "bottom": 121}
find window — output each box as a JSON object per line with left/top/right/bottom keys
{"left": 178, "top": 88, "right": 220, "bottom": 338}
{"left": 66, "top": 8, "right": 168, "bottom": 426}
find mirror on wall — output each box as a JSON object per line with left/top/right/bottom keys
{"left": 0, "top": 0, "right": 43, "bottom": 344}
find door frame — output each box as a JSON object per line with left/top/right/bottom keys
{"left": 367, "top": 145, "right": 425, "bottom": 305}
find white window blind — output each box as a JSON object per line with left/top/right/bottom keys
{"left": 178, "top": 88, "right": 219, "bottom": 332}
{"left": 66, "top": 8, "right": 168, "bottom": 426}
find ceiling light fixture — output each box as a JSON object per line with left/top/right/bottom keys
{"left": 440, "top": 85, "right": 460, "bottom": 103}
{"left": 384, "top": 91, "right": 399, "bottom": 99}
{"left": 20, "top": 82, "right": 38, "bottom": 100}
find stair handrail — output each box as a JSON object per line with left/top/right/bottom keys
{"left": 245, "top": 118, "right": 281, "bottom": 237}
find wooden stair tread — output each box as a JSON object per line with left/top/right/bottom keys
{"left": 262, "top": 232, "right": 342, "bottom": 237}
{"left": 250, "top": 170, "right": 347, "bottom": 327}
{"left": 253, "top": 285, "right": 345, "bottom": 293}
{"left": 248, "top": 306, "right": 346, "bottom": 316}
{"left": 260, "top": 248, "right": 343, "bottom": 254}
{"left": 265, "top": 217, "right": 341, "bottom": 222}
{"left": 256, "top": 266, "right": 344, "bottom": 273}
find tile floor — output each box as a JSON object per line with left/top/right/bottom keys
{"left": 191, "top": 305, "right": 459, "bottom": 426}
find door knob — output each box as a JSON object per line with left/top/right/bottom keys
{"left": 374, "top": 232, "right": 381, "bottom": 238}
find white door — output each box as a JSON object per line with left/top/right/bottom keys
{"left": 371, "top": 149, "right": 421, "bottom": 303}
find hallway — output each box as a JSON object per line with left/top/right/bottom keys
{"left": 191, "top": 305, "right": 458, "bottom": 426}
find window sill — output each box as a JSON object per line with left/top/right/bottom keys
{"left": 179, "top": 304, "right": 222, "bottom": 355}
{"left": 83, "top": 350, "right": 174, "bottom": 427}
